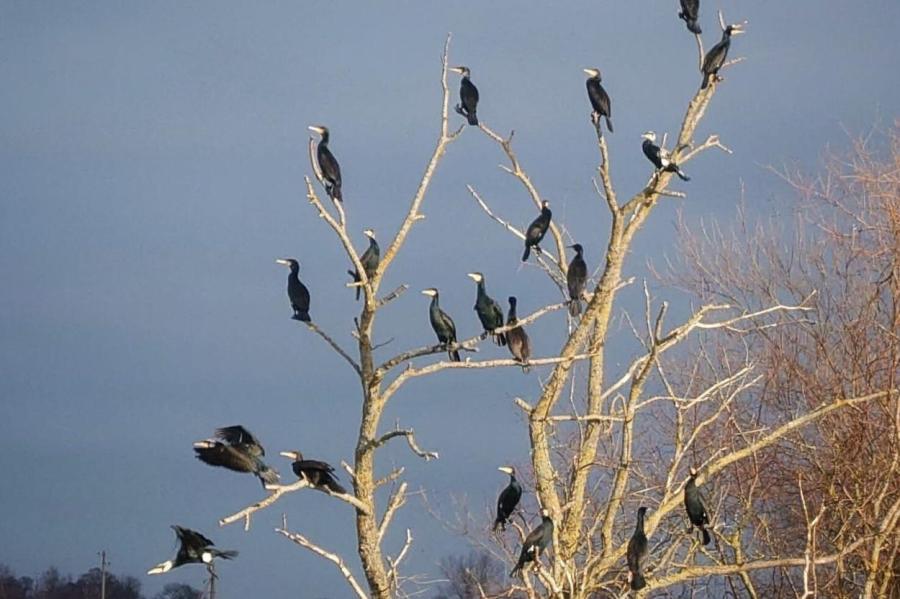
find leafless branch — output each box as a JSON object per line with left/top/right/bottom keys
{"left": 277, "top": 518, "right": 369, "bottom": 599}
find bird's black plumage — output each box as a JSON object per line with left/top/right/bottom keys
{"left": 348, "top": 230, "right": 380, "bottom": 301}
{"left": 452, "top": 66, "right": 479, "bottom": 126}
{"left": 193, "top": 425, "right": 280, "bottom": 488}
{"left": 310, "top": 126, "right": 343, "bottom": 202}
{"left": 567, "top": 244, "right": 588, "bottom": 316}
{"left": 506, "top": 297, "right": 530, "bottom": 371}
{"left": 493, "top": 467, "right": 522, "bottom": 531}
{"left": 679, "top": 0, "right": 702, "bottom": 34}
{"left": 584, "top": 69, "right": 613, "bottom": 133}
{"left": 510, "top": 510, "right": 554, "bottom": 577}
{"left": 468, "top": 273, "right": 506, "bottom": 346}
{"left": 684, "top": 469, "right": 711, "bottom": 545}
{"left": 276, "top": 258, "right": 311, "bottom": 322}
{"left": 642, "top": 132, "right": 690, "bottom": 181}
{"left": 423, "top": 288, "right": 460, "bottom": 361}
{"left": 147, "top": 526, "right": 238, "bottom": 575}
{"left": 627, "top": 506, "right": 649, "bottom": 590}
{"left": 280, "top": 451, "right": 346, "bottom": 494}
{"left": 522, "top": 201, "right": 552, "bottom": 262}
{"left": 702, "top": 25, "right": 741, "bottom": 88}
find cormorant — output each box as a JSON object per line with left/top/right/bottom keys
{"left": 275, "top": 258, "right": 311, "bottom": 322}
{"left": 510, "top": 509, "right": 554, "bottom": 577}
{"left": 450, "top": 66, "right": 479, "bottom": 126}
{"left": 493, "top": 466, "right": 522, "bottom": 531}
{"left": 505, "top": 297, "right": 531, "bottom": 371}
{"left": 679, "top": 0, "right": 702, "bottom": 34}
{"left": 583, "top": 68, "right": 613, "bottom": 133}
{"left": 193, "top": 425, "right": 280, "bottom": 488}
{"left": 641, "top": 131, "right": 690, "bottom": 182}
{"left": 627, "top": 506, "right": 649, "bottom": 590}
{"left": 279, "top": 450, "right": 346, "bottom": 494}
{"left": 684, "top": 467, "right": 711, "bottom": 545}
{"left": 421, "top": 288, "right": 461, "bottom": 362}
{"left": 348, "top": 229, "right": 380, "bottom": 301}
{"left": 148, "top": 526, "right": 237, "bottom": 575}
{"left": 702, "top": 24, "right": 744, "bottom": 89}
{"left": 566, "top": 244, "right": 588, "bottom": 316}
{"left": 467, "top": 272, "right": 506, "bottom": 346}
{"left": 522, "top": 201, "right": 552, "bottom": 262}
{"left": 308, "top": 125, "right": 343, "bottom": 202}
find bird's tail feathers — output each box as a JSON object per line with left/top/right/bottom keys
{"left": 688, "top": 20, "right": 702, "bottom": 34}
{"left": 450, "top": 349, "right": 461, "bottom": 362}
{"left": 701, "top": 73, "right": 711, "bottom": 89}
{"left": 605, "top": 116, "right": 614, "bottom": 133}
{"left": 522, "top": 246, "right": 531, "bottom": 261}
{"left": 467, "top": 111, "right": 478, "bottom": 126}
{"left": 347, "top": 269, "right": 362, "bottom": 300}
{"left": 293, "top": 311, "right": 311, "bottom": 323}
{"left": 676, "top": 168, "right": 691, "bottom": 182}
{"left": 569, "top": 299, "right": 582, "bottom": 316}
{"left": 258, "top": 466, "right": 280, "bottom": 487}
{"left": 701, "top": 526, "right": 711, "bottom": 545}
{"left": 325, "top": 479, "right": 348, "bottom": 495}
{"left": 213, "top": 549, "right": 238, "bottom": 561}
{"left": 630, "top": 572, "right": 647, "bottom": 590}
{"left": 495, "top": 332, "right": 507, "bottom": 347}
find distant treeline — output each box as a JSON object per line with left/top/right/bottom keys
{"left": 0, "top": 564, "right": 201, "bottom": 599}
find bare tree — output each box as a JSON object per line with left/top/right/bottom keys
{"left": 212, "top": 14, "right": 897, "bottom": 599}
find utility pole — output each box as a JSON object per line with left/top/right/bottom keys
{"left": 98, "top": 550, "right": 108, "bottom": 599}
{"left": 206, "top": 563, "right": 217, "bottom": 599}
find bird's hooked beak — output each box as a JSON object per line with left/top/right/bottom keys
{"left": 363, "top": 228, "right": 375, "bottom": 239}
{"left": 279, "top": 451, "right": 299, "bottom": 459}
{"left": 193, "top": 440, "right": 216, "bottom": 449}
{"left": 583, "top": 68, "right": 600, "bottom": 77}
{"left": 275, "top": 258, "right": 294, "bottom": 267}
{"left": 641, "top": 131, "right": 656, "bottom": 141}
{"left": 466, "top": 272, "right": 483, "bottom": 282}
{"left": 449, "top": 66, "right": 465, "bottom": 74}
{"left": 421, "top": 289, "right": 437, "bottom": 297}
{"left": 730, "top": 23, "right": 746, "bottom": 35}
{"left": 147, "top": 561, "right": 173, "bottom": 575}
{"left": 498, "top": 466, "right": 514, "bottom": 475}
{"left": 308, "top": 125, "right": 326, "bottom": 135}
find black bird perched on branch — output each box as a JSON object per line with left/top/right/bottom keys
{"left": 348, "top": 229, "right": 380, "bottom": 301}
{"left": 642, "top": 131, "right": 690, "bottom": 181}
{"left": 275, "top": 258, "right": 311, "bottom": 322}
{"left": 193, "top": 425, "right": 280, "bottom": 488}
{"left": 678, "top": 0, "right": 702, "bottom": 34}
{"left": 510, "top": 508, "right": 554, "bottom": 577}
{"left": 308, "top": 125, "right": 343, "bottom": 202}
{"left": 567, "top": 244, "right": 588, "bottom": 316}
{"left": 505, "top": 297, "right": 531, "bottom": 371}
{"left": 467, "top": 272, "right": 506, "bottom": 346}
{"left": 421, "top": 288, "right": 461, "bottom": 362}
{"left": 280, "top": 450, "right": 346, "bottom": 494}
{"left": 583, "top": 68, "right": 613, "bottom": 133}
{"left": 522, "top": 201, "right": 552, "bottom": 262}
{"left": 702, "top": 24, "right": 745, "bottom": 89}
{"left": 148, "top": 526, "right": 238, "bottom": 575}
{"left": 684, "top": 467, "right": 711, "bottom": 545}
{"left": 493, "top": 466, "right": 522, "bottom": 531}
{"left": 450, "top": 66, "right": 479, "bottom": 126}
{"left": 627, "top": 506, "right": 649, "bottom": 590}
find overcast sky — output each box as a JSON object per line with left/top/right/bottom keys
{"left": 1, "top": 1, "right": 899, "bottom": 597}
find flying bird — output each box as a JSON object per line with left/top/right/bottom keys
{"left": 583, "top": 68, "right": 613, "bottom": 133}
{"left": 467, "top": 272, "right": 506, "bottom": 346}
{"left": 493, "top": 466, "right": 522, "bottom": 531}
{"left": 348, "top": 229, "right": 380, "bottom": 301}
{"left": 684, "top": 467, "right": 711, "bottom": 545}
{"left": 193, "top": 425, "right": 280, "bottom": 488}
{"left": 641, "top": 131, "right": 690, "bottom": 181}
{"left": 522, "top": 201, "right": 552, "bottom": 262}
{"left": 510, "top": 509, "right": 554, "bottom": 577}
{"left": 422, "top": 288, "right": 461, "bottom": 361}
{"left": 280, "top": 450, "right": 346, "bottom": 494}
{"left": 148, "top": 526, "right": 237, "bottom": 575}
{"left": 275, "top": 258, "right": 311, "bottom": 322}
{"left": 566, "top": 244, "right": 588, "bottom": 316}
{"left": 309, "top": 125, "right": 343, "bottom": 202}
{"left": 450, "top": 66, "right": 479, "bottom": 126}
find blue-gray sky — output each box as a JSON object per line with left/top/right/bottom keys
{"left": 1, "top": 2, "right": 898, "bottom": 597}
